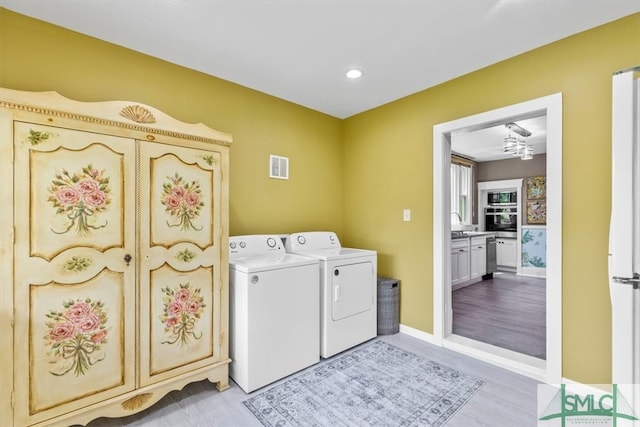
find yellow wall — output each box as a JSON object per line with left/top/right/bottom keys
{"left": 2, "top": 7, "right": 639, "bottom": 384}
{"left": 0, "top": 8, "right": 344, "bottom": 238}
{"left": 342, "top": 13, "right": 640, "bottom": 384}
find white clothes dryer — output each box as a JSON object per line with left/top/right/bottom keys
{"left": 285, "top": 231, "right": 377, "bottom": 358}
{"left": 229, "top": 234, "right": 320, "bottom": 393}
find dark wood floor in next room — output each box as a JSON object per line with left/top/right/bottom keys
{"left": 452, "top": 272, "right": 546, "bottom": 359}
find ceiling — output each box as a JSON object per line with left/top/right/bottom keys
{"left": 452, "top": 115, "right": 547, "bottom": 162}
{"left": 1, "top": 1, "right": 638, "bottom": 119}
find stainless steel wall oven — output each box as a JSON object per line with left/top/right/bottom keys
{"left": 484, "top": 206, "right": 518, "bottom": 237}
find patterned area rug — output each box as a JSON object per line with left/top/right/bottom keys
{"left": 243, "top": 340, "right": 484, "bottom": 426}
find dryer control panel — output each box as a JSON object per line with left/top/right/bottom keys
{"left": 285, "top": 231, "right": 341, "bottom": 252}
{"left": 229, "top": 235, "right": 285, "bottom": 258}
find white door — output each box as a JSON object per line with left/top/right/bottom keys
{"left": 609, "top": 67, "right": 640, "bottom": 418}
{"left": 471, "top": 239, "right": 487, "bottom": 279}
{"left": 451, "top": 249, "right": 461, "bottom": 285}
{"left": 502, "top": 239, "right": 517, "bottom": 268}
{"left": 457, "top": 246, "right": 470, "bottom": 283}
{"left": 331, "top": 261, "right": 374, "bottom": 321}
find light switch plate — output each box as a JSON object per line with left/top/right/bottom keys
{"left": 403, "top": 209, "right": 411, "bottom": 221}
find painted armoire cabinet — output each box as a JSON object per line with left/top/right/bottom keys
{"left": 0, "top": 88, "right": 232, "bottom": 427}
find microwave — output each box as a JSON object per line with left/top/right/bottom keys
{"left": 487, "top": 191, "right": 517, "bottom": 205}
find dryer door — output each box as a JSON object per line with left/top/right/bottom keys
{"left": 331, "top": 261, "right": 374, "bottom": 321}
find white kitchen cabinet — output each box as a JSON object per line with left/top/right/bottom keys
{"left": 470, "top": 237, "right": 487, "bottom": 279}
{"left": 496, "top": 238, "right": 517, "bottom": 268}
{"left": 451, "top": 238, "right": 470, "bottom": 286}
{"left": 0, "top": 88, "right": 232, "bottom": 427}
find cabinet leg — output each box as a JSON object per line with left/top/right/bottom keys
{"left": 215, "top": 378, "right": 230, "bottom": 392}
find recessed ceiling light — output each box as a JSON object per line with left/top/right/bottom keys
{"left": 345, "top": 68, "right": 364, "bottom": 79}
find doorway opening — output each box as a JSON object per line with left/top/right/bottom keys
{"left": 432, "top": 94, "right": 562, "bottom": 383}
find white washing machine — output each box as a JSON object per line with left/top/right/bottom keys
{"left": 229, "top": 234, "right": 320, "bottom": 393}
{"left": 285, "top": 231, "right": 377, "bottom": 358}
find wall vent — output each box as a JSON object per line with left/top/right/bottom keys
{"left": 269, "top": 155, "right": 289, "bottom": 180}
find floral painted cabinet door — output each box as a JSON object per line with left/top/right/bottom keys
{"left": 138, "top": 142, "right": 223, "bottom": 386}
{"left": 12, "top": 122, "right": 136, "bottom": 425}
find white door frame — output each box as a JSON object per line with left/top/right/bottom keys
{"left": 433, "top": 93, "right": 563, "bottom": 383}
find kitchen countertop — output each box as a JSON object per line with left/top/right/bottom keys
{"left": 451, "top": 231, "right": 495, "bottom": 239}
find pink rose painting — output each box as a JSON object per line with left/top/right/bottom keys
{"left": 160, "top": 173, "right": 204, "bottom": 231}
{"left": 44, "top": 298, "right": 109, "bottom": 377}
{"left": 159, "top": 283, "right": 205, "bottom": 347}
{"left": 47, "top": 165, "right": 111, "bottom": 236}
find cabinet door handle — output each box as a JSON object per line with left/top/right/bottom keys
{"left": 124, "top": 254, "right": 132, "bottom": 266}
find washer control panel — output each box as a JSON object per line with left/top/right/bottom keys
{"left": 229, "top": 235, "right": 285, "bottom": 258}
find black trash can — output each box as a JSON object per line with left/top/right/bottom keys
{"left": 376, "top": 277, "right": 400, "bottom": 335}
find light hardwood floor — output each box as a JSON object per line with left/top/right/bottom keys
{"left": 452, "top": 272, "right": 546, "bottom": 359}
{"left": 84, "top": 333, "right": 542, "bottom": 427}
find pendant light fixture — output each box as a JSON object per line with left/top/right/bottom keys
{"left": 503, "top": 122, "right": 533, "bottom": 160}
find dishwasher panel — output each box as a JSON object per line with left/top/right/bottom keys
{"left": 484, "top": 235, "right": 497, "bottom": 279}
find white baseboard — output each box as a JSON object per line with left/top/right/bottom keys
{"left": 398, "top": 324, "right": 440, "bottom": 345}
{"left": 451, "top": 277, "right": 482, "bottom": 291}
{"left": 521, "top": 266, "right": 547, "bottom": 278}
